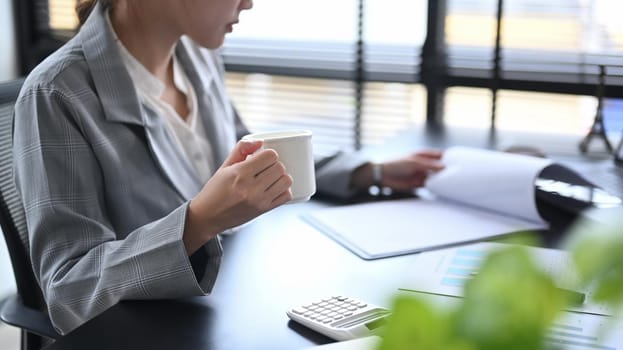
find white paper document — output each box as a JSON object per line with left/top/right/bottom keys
{"left": 304, "top": 198, "right": 548, "bottom": 259}
{"left": 304, "top": 147, "right": 560, "bottom": 259}
{"left": 425, "top": 146, "right": 552, "bottom": 223}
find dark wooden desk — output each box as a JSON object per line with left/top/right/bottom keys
{"left": 44, "top": 198, "right": 422, "bottom": 350}
{"left": 43, "top": 126, "right": 614, "bottom": 350}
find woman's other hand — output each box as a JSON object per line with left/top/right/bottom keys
{"left": 351, "top": 149, "right": 445, "bottom": 193}
{"left": 381, "top": 149, "right": 444, "bottom": 191}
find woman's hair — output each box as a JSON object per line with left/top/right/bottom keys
{"left": 76, "top": 0, "right": 112, "bottom": 26}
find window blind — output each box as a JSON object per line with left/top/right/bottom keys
{"left": 501, "top": 1, "right": 623, "bottom": 91}
{"left": 223, "top": 0, "right": 427, "bottom": 150}
{"left": 446, "top": 0, "right": 623, "bottom": 94}
{"left": 225, "top": 74, "right": 426, "bottom": 155}
{"left": 223, "top": 0, "right": 360, "bottom": 81}
{"left": 49, "top": 0, "right": 78, "bottom": 33}
{"left": 226, "top": 73, "right": 357, "bottom": 156}
{"left": 362, "top": 0, "right": 426, "bottom": 83}
{"left": 446, "top": 0, "right": 497, "bottom": 79}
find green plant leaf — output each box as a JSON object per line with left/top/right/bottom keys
{"left": 565, "top": 210, "right": 623, "bottom": 307}
{"left": 377, "top": 295, "right": 474, "bottom": 350}
{"left": 455, "top": 246, "right": 565, "bottom": 350}
{"left": 379, "top": 243, "right": 568, "bottom": 350}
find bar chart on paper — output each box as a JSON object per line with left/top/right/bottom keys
{"left": 398, "top": 242, "right": 623, "bottom": 349}
{"left": 438, "top": 246, "right": 485, "bottom": 288}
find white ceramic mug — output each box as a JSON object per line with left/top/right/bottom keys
{"left": 242, "top": 130, "right": 316, "bottom": 203}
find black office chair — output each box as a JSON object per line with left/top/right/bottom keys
{"left": 0, "top": 78, "right": 60, "bottom": 349}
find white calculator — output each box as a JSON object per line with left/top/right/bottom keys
{"left": 286, "top": 295, "right": 391, "bottom": 341}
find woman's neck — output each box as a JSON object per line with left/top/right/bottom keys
{"left": 109, "top": 2, "right": 181, "bottom": 83}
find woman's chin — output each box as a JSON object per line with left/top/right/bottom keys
{"left": 193, "top": 36, "right": 225, "bottom": 50}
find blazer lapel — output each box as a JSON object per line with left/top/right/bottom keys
{"left": 78, "top": 3, "right": 202, "bottom": 200}
{"left": 79, "top": 2, "right": 143, "bottom": 127}
{"left": 142, "top": 105, "right": 203, "bottom": 200}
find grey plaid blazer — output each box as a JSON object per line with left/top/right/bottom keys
{"left": 13, "top": 2, "right": 366, "bottom": 335}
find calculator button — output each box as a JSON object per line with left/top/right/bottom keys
{"left": 292, "top": 308, "right": 306, "bottom": 315}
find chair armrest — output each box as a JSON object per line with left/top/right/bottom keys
{"left": 0, "top": 294, "right": 59, "bottom": 339}
{"left": 0, "top": 78, "right": 25, "bottom": 105}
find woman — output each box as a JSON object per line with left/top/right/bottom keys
{"left": 13, "top": 0, "right": 443, "bottom": 334}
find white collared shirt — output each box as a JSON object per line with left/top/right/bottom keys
{"left": 106, "top": 13, "right": 216, "bottom": 183}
